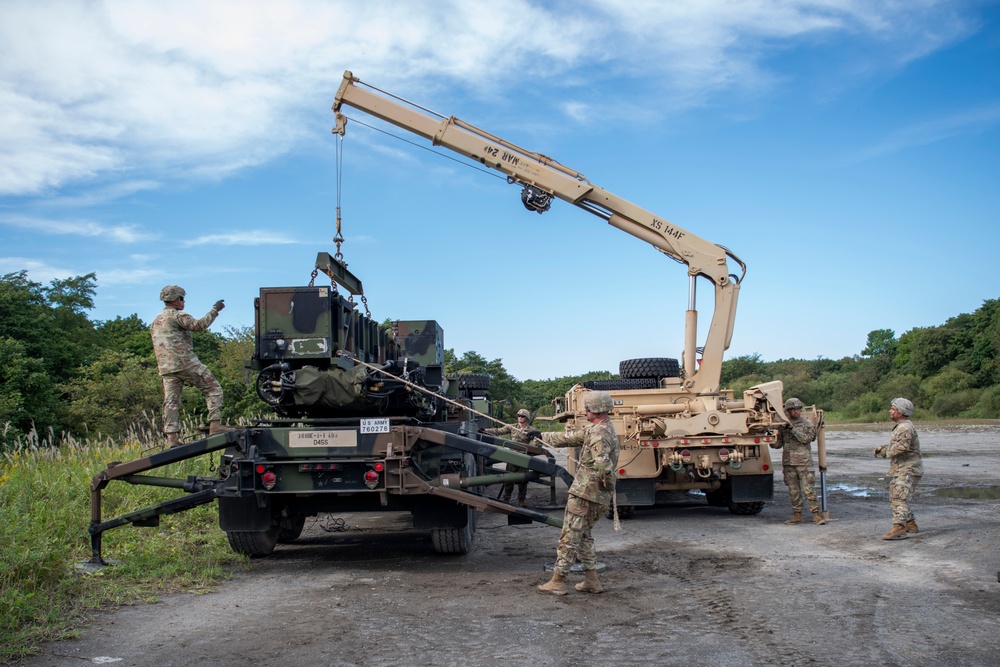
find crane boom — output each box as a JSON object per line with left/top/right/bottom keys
{"left": 333, "top": 70, "right": 745, "bottom": 393}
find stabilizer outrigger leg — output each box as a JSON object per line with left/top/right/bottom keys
{"left": 87, "top": 431, "right": 240, "bottom": 566}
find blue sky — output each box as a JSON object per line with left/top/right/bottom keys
{"left": 2, "top": 0, "right": 998, "bottom": 381}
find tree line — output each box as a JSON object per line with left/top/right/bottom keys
{"left": 2, "top": 270, "right": 997, "bottom": 448}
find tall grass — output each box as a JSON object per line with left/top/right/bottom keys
{"left": 0, "top": 418, "right": 246, "bottom": 662}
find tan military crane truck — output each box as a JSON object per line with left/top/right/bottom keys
{"left": 333, "top": 71, "right": 794, "bottom": 516}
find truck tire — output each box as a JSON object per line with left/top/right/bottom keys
{"left": 277, "top": 514, "right": 306, "bottom": 543}
{"left": 446, "top": 373, "right": 491, "bottom": 391}
{"left": 226, "top": 525, "right": 280, "bottom": 557}
{"left": 704, "top": 488, "right": 729, "bottom": 507}
{"left": 581, "top": 378, "right": 659, "bottom": 391}
{"left": 704, "top": 480, "right": 766, "bottom": 515}
{"left": 606, "top": 505, "right": 635, "bottom": 520}
{"left": 619, "top": 358, "right": 680, "bottom": 379}
{"left": 430, "top": 506, "right": 476, "bottom": 554}
{"left": 728, "top": 501, "right": 766, "bottom": 516}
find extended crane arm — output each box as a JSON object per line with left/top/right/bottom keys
{"left": 333, "top": 71, "right": 745, "bottom": 393}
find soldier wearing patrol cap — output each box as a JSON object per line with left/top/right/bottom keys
{"left": 771, "top": 397, "right": 826, "bottom": 525}
{"left": 874, "top": 397, "right": 923, "bottom": 540}
{"left": 150, "top": 285, "right": 232, "bottom": 447}
{"left": 536, "top": 390, "right": 619, "bottom": 596}
{"left": 483, "top": 408, "right": 536, "bottom": 506}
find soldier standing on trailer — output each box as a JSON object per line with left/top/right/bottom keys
{"left": 151, "top": 285, "right": 233, "bottom": 448}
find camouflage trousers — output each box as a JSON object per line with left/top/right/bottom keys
{"left": 161, "top": 363, "right": 223, "bottom": 434}
{"left": 889, "top": 472, "right": 922, "bottom": 526}
{"left": 502, "top": 463, "right": 527, "bottom": 501}
{"left": 553, "top": 495, "right": 606, "bottom": 576}
{"left": 783, "top": 465, "right": 820, "bottom": 514}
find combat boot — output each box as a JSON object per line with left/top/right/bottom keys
{"left": 518, "top": 497, "right": 527, "bottom": 508}
{"left": 882, "top": 524, "right": 909, "bottom": 540}
{"left": 784, "top": 513, "right": 802, "bottom": 525}
{"left": 166, "top": 432, "right": 182, "bottom": 448}
{"left": 209, "top": 420, "right": 235, "bottom": 436}
{"left": 812, "top": 511, "right": 827, "bottom": 525}
{"left": 905, "top": 519, "right": 919, "bottom": 533}
{"left": 537, "top": 572, "right": 567, "bottom": 596}
{"left": 575, "top": 569, "right": 603, "bottom": 594}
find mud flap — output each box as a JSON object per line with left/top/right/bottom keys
{"left": 730, "top": 474, "right": 774, "bottom": 502}
{"left": 219, "top": 495, "right": 273, "bottom": 532}
{"left": 615, "top": 478, "right": 655, "bottom": 506}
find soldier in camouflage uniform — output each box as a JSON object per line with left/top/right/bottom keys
{"left": 483, "top": 408, "right": 535, "bottom": 506}
{"left": 874, "top": 397, "right": 923, "bottom": 540}
{"left": 771, "top": 398, "right": 826, "bottom": 525}
{"left": 150, "top": 285, "right": 232, "bottom": 447}
{"left": 536, "top": 391, "right": 619, "bottom": 596}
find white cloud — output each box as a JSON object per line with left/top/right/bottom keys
{"left": 846, "top": 103, "right": 1000, "bottom": 163}
{"left": 0, "top": 0, "right": 976, "bottom": 197}
{"left": 0, "top": 257, "right": 77, "bottom": 284}
{"left": 183, "top": 230, "right": 302, "bottom": 246}
{"left": 0, "top": 214, "right": 157, "bottom": 242}
{"left": 90, "top": 267, "right": 164, "bottom": 286}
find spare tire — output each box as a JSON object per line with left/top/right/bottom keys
{"left": 580, "top": 378, "right": 659, "bottom": 391}
{"left": 619, "top": 358, "right": 680, "bottom": 379}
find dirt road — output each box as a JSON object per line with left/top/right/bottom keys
{"left": 21, "top": 425, "right": 1000, "bottom": 666}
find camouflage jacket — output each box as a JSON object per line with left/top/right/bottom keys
{"left": 774, "top": 414, "right": 817, "bottom": 467}
{"left": 483, "top": 422, "right": 534, "bottom": 444}
{"left": 541, "top": 417, "right": 619, "bottom": 505}
{"left": 150, "top": 307, "right": 219, "bottom": 375}
{"left": 878, "top": 419, "right": 923, "bottom": 477}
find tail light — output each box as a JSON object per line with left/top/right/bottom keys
{"left": 718, "top": 447, "right": 730, "bottom": 462}
{"left": 260, "top": 471, "right": 277, "bottom": 490}
{"left": 364, "top": 469, "right": 380, "bottom": 489}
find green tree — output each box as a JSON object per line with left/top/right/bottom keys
{"left": 721, "top": 353, "right": 764, "bottom": 386}
{"left": 215, "top": 326, "right": 261, "bottom": 421}
{"left": 445, "top": 349, "right": 520, "bottom": 407}
{"left": 897, "top": 326, "right": 955, "bottom": 379}
{"left": 0, "top": 271, "right": 100, "bottom": 438}
{"left": 922, "top": 367, "right": 975, "bottom": 409}
{"left": 0, "top": 337, "right": 59, "bottom": 446}
{"left": 862, "top": 328, "right": 897, "bottom": 359}
{"left": 62, "top": 350, "right": 162, "bottom": 438}
{"left": 96, "top": 314, "right": 153, "bottom": 358}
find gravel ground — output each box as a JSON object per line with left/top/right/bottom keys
{"left": 19, "top": 425, "right": 1000, "bottom": 667}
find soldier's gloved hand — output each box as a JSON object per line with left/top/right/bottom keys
{"left": 213, "top": 300, "right": 225, "bottom": 312}
{"left": 528, "top": 429, "right": 542, "bottom": 440}
{"left": 873, "top": 447, "right": 882, "bottom": 458}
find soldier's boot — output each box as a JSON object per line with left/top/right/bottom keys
{"left": 209, "top": 420, "right": 235, "bottom": 436}
{"left": 166, "top": 432, "right": 182, "bottom": 448}
{"left": 905, "top": 519, "right": 919, "bottom": 533}
{"left": 536, "top": 572, "right": 567, "bottom": 596}
{"left": 575, "top": 569, "right": 603, "bottom": 594}
{"left": 812, "top": 511, "right": 827, "bottom": 525}
{"left": 882, "top": 524, "right": 909, "bottom": 540}
{"left": 518, "top": 497, "right": 527, "bottom": 508}
{"left": 784, "top": 513, "right": 802, "bottom": 525}
{"left": 502, "top": 493, "right": 512, "bottom": 504}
